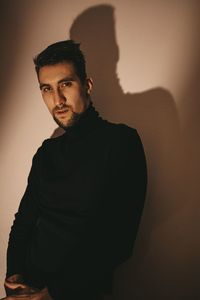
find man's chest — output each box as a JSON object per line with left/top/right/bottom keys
{"left": 37, "top": 133, "right": 113, "bottom": 213}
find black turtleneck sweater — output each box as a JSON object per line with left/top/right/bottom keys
{"left": 7, "top": 104, "right": 147, "bottom": 292}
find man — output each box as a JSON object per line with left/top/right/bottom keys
{"left": 5, "top": 40, "right": 147, "bottom": 300}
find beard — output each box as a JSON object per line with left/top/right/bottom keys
{"left": 53, "top": 104, "right": 81, "bottom": 130}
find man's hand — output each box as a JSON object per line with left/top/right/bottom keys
{"left": 4, "top": 274, "right": 53, "bottom": 299}
{"left": 4, "top": 274, "right": 40, "bottom": 296}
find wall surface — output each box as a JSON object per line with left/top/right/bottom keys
{"left": 0, "top": 0, "right": 200, "bottom": 299}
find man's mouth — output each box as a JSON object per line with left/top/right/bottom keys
{"left": 55, "top": 109, "right": 68, "bottom": 115}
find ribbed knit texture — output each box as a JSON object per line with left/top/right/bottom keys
{"left": 7, "top": 103, "right": 147, "bottom": 295}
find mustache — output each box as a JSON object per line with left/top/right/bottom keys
{"left": 53, "top": 104, "right": 72, "bottom": 113}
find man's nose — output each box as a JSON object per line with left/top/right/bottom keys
{"left": 53, "top": 88, "right": 66, "bottom": 107}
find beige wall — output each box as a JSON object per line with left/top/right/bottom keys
{"left": 1, "top": 0, "right": 200, "bottom": 298}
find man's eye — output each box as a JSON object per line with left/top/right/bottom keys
{"left": 61, "top": 81, "right": 72, "bottom": 88}
{"left": 42, "top": 86, "right": 51, "bottom": 93}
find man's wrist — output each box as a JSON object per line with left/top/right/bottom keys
{"left": 4, "top": 274, "right": 25, "bottom": 296}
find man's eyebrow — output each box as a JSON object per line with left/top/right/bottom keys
{"left": 58, "top": 76, "right": 75, "bottom": 84}
{"left": 39, "top": 77, "right": 75, "bottom": 90}
{"left": 39, "top": 83, "right": 50, "bottom": 90}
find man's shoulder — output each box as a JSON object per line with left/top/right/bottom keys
{"left": 102, "top": 121, "right": 144, "bottom": 156}
{"left": 37, "top": 137, "right": 55, "bottom": 150}
{"left": 33, "top": 135, "right": 61, "bottom": 159}
{"left": 34, "top": 121, "right": 139, "bottom": 157}
{"left": 41, "top": 132, "right": 66, "bottom": 147}
{"left": 103, "top": 120, "right": 138, "bottom": 140}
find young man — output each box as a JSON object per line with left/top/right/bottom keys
{"left": 5, "top": 40, "right": 147, "bottom": 300}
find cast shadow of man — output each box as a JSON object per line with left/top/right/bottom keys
{"left": 52, "top": 4, "right": 183, "bottom": 299}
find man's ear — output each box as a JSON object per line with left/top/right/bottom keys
{"left": 85, "top": 78, "right": 93, "bottom": 95}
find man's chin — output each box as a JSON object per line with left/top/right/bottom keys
{"left": 53, "top": 117, "right": 70, "bottom": 130}
{"left": 53, "top": 113, "right": 81, "bottom": 130}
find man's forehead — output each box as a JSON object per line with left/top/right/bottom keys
{"left": 38, "top": 62, "right": 77, "bottom": 84}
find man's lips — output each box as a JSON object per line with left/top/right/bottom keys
{"left": 55, "top": 109, "right": 68, "bottom": 115}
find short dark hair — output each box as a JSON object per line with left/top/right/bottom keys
{"left": 33, "top": 40, "right": 87, "bottom": 83}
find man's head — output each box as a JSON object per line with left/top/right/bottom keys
{"left": 34, "top": 40, "right": 93, "bottom": 129}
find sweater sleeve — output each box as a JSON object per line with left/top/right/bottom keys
{"left": 6, "top": 151, "right": 40, "bottom": 278}
{"left": 101, "top": 126, "right": 147, "bottom": 269}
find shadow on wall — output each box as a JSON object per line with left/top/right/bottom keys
{"left": 53, "top": 4, "right": 184, "bottom": 300}
{"left": 177, "top": 20, "right": 200, "bottom": 296}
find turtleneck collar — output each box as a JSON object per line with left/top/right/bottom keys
{"left": 63, "top": 102, "right": 103, "bottom": 140}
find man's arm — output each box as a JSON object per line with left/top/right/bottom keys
{"left": 101, "top": 125, "right": 147, "bottom": 269}
{"left": 6, "top": 152, "right": 40, "bottom": 286}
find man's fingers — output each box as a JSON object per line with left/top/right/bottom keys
{"left": 4, "top": 281, "right": 27, "bottom": 289}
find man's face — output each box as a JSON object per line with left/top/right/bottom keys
{"left": 38, "top": 62, "right": 93, "bottom": 129}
